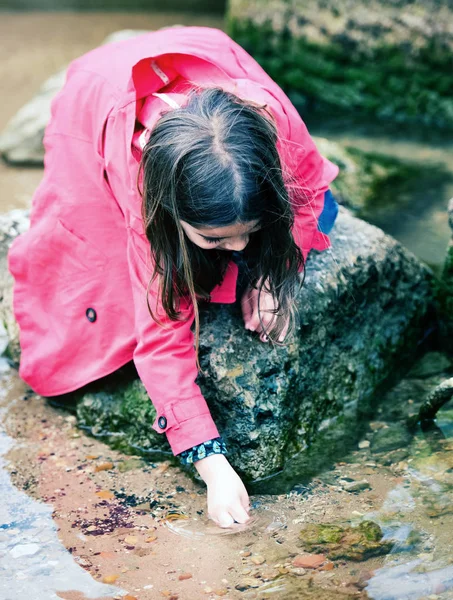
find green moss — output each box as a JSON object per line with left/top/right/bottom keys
{"left": 299, "top": 521, "right": 394, "bottom": 561}
{"left": 227, "top": 15, "right": 453, "bottom": 129}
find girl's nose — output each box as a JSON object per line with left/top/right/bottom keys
{"left": 224, "top": 236, "right": 249, "bottom": 251}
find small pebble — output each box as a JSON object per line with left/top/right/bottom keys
{"left": 178, "top": 573, "right": 192, "bottom": 581}
{"left": 358, "top": 440, "right": 370, "bottom": 449}
{"left": 293, "top": 554, "right": 326, "bottom": 569}
{"left": 290, "top": 567, "right": 307, "bottom": 576}
{"left": 235, "top": 577, "right": 260, "bottom": 591}
{"left": 250, "top": 555, "right": 266, "bottom": 565}
{"left": 343, "top": 480, "right": 371, "bottom": 493}
{"left": 95, "top": 462, "right": 114, "bottom": 472}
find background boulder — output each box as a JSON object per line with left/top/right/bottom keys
{"left": 227, "top": 0, "right": 453, "bottom": 129}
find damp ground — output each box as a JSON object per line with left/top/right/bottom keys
{"left": 1, "top": 346, "right": 453, "bottom": 600}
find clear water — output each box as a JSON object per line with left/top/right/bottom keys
{"left": 309, "top": 117, "right": 453, "bottom": 271}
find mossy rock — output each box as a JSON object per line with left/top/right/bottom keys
{"left": 227, "top": 0, "right": 453, "bottom": 129}
{"left": 299, "top": 521, "right": 393, "bottom": 561}
{"left": 76, "top": 378, "right": 170, "bottom": 458}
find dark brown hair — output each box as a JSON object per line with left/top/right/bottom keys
{"left": 139, "top": 87, "right": 304, "bottom": 359}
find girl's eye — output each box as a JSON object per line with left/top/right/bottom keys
{"left": 204, "top": 237, "right": 224, "bottom": 244}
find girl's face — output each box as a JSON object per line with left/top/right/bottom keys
{"left": 180, "top": 220, "right": 261, "bottom": 251}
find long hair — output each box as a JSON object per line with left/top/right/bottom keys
{"left": 139, "top": 87, "right": 304, "bottom": 359}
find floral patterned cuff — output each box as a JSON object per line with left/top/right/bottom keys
{"left": 178, "top": 437, "right": 227, "bottom": 465}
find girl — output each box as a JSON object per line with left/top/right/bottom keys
{"left": 8, "top": 26, "right": 339, "bottom": 528}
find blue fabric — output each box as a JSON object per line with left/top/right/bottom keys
{"left": 317, "top": 190, "right": 339, "bottom": 235}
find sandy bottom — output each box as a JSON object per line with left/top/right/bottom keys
{"left": 2, "top": 362, "right": 392, "bottom": 600}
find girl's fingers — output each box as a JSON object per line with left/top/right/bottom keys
{"left": 214, "top": 511, "right": 235, "bottom": 528}
{"left": 229, "top": 505, "right": 251, "bottom": 525}
{"left": 241, "top": 493, "right": 251, "bottom": 513}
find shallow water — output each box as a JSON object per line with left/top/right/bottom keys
{"left": 1, "top": 346, "right": 453, "bottom": 599}
{"left": 309, "top": 117, "right": 453, "bottom": 271}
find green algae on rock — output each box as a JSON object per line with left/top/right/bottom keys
{"left": 299, "top": 521, "right": 393, "bottom": 561}
{"left": 227, "top": 0, "right": 453, "bottom": 129}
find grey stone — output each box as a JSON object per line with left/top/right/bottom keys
{"left": 0, "top": 207, "right": 435, "bottom": 480}
{"left": 0, "top": 30, "right": 148, "bottom": 166}
{"left": 0, "top": 210, "right": 29, "bottom": 365}
{"left": 342, "top": 480, "right": 371, "bottom": 493}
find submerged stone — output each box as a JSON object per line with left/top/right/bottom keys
{"left": 298, "top": 521, "right": 393, "bottom": 561}
{"left": 370, "top": 424, "right": 412, "bottom": 454}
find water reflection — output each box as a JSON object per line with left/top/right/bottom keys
{"left": 164, "top": 501, "right": 287, "bottom": 539}
{"left": 0, "top": 361, "right": 124, "bottom": 600}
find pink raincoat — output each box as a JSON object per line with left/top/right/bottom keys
{"left": 8, "top": 27, "right": 338, "bottom": 455}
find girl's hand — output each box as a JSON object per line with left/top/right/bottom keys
{"left": 241, "top": 281, "right": 289, "bottom": 342}
{"left": 194, "top": 454, "right": 250, "bottom": 528}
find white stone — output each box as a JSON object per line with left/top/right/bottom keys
{"left": 10, "top": 543, "right": 41, "bottom": 558}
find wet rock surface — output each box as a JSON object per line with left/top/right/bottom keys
{"left": 0, "top": 206, "right": 435, "bottom": 480}
{"left": 227, "top": 0, "right": 453, "bottom": 129}
{"left": 298, "top": 521, "right": 393, "bottom": 561}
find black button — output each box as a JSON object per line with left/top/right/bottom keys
{"left": 158, "top": 416, "right": 167, "bottom": 429}
{"left": 86, "top": 308, "right": 97, "bottom": 323}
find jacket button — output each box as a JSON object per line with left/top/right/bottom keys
{"left": 158, "top": 416, "right": 167, "bottom": 429}
{"left": 86, "top": 308, "right": 97, "bottom": 323}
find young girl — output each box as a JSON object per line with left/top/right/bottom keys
{"left": 8, "top": 26, "right": 339, "bottom": 528}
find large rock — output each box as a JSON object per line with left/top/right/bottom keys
{"left": 0, "top": 30, "right": 148, "bottom": 166}
{"left": 227, "top": 0, "right": 453, "bottom": 129}
{"left": 437, "top": 198, "right": 453, "bottom": 350}
{"left": 0, "top": 208, "right": 435, "bottom": 480}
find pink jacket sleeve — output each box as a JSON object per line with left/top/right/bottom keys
{"left": 126, "top": 219, "right": 220, "bottom": 455}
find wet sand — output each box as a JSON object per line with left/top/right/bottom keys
{"left": 2, "top": 362, "right": 388, "bottom": 599}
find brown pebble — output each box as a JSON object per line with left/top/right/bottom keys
{"left": 242, "top": 551, "right": 252, "bottom": 557}
{"left": 250, "top": 555, "right": 266, "bottom": 565}
{"left": 261, "top": 569, "right": 279, "bottom": 580}
{"left": 320, "top": 562, "right": 334, "bottom": 571}
{"left": 95, "top": 462, "right": 114, "bottom": 472}
{"left": 178, "top": 573, "right": 193, "bottom": 581}
{"left": 214, "top": 589, "right": 228, "bottom": 596}
{"left": 102, "top": 574, "right": 120, "bottom": 583}
{"left": 124, "top": 535, "right": 138, "bottom": 545}
{"left": 95, "top": 490, "right": 115, "bottom": 500}
{"left": 292, "top": 554, "right": 326, "bottom": 569}
{"left": 145, "top": 535, "right": 158, "bottom": 543}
